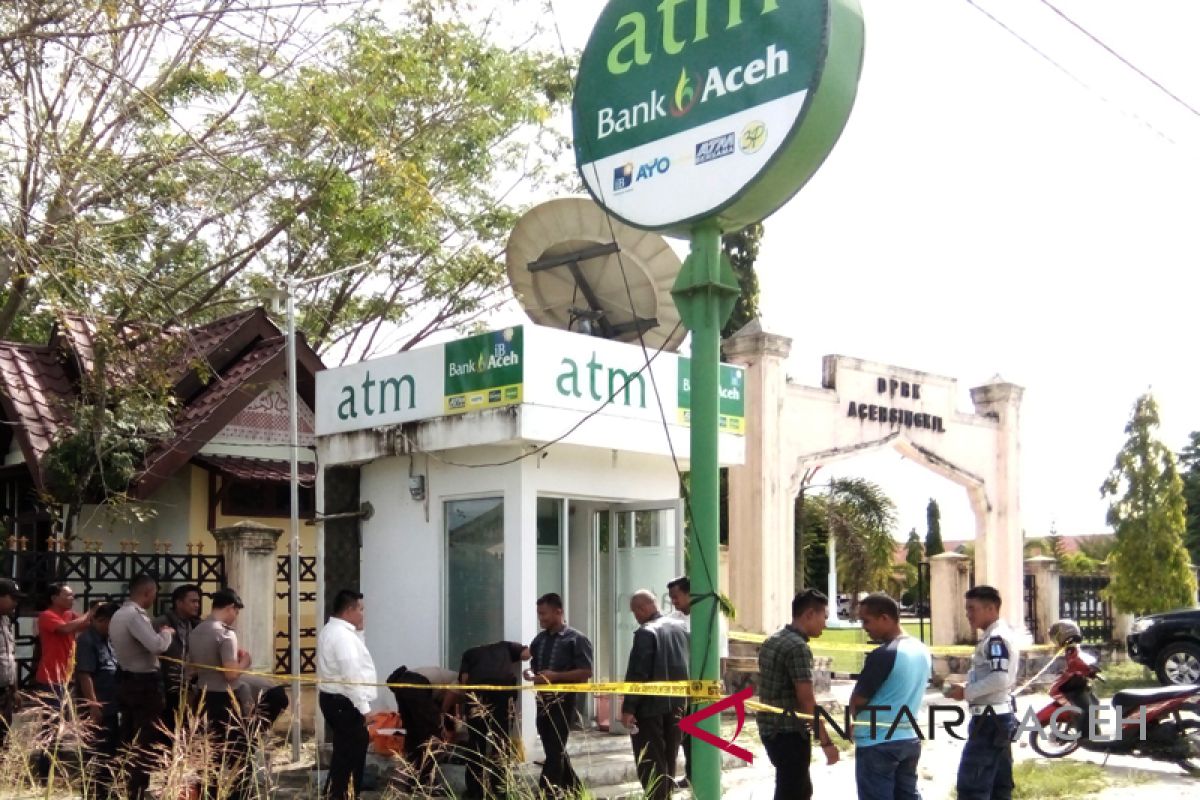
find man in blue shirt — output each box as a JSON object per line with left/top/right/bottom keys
{"left": 850, "top": 594, "right": 932, "bottom": 800}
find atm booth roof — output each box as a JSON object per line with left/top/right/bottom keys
{"left": 313, "top": 324, "right": 746, "bottom": 468}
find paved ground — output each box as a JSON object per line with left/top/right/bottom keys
{"left": 701, "top": 683, "right": 1199, "bottom": 800}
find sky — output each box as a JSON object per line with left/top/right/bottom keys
{"left": 367, "top": 0, "right": 1200, "bottom": 543}
{"left": 540, "top": 0, "right": 1200, "bottom": 542}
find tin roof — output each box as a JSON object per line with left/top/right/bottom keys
{"left": 193, "top": 454, "right": 315, "bottom": 487}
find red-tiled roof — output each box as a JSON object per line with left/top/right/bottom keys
{"left": 135, "top": 337, "right": 288, "bottom": 496}
{"left": 0, "top": 308, "right": 324, "bottom": 495}
{"left": 0, "top": 343, "right": 74, "bottom": 475}
{"left": 193, "top": 454, "right": 315, "bottom": 486}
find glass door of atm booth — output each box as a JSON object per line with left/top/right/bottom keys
{"left": 593, "top": 501, "right": 683, "bottom": 734}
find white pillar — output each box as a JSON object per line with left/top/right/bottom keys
{"left": 1025, "top": 556, "right": 1059, "bottom": 644}
{"left": 724, "top": 319, "right": 794, "bottom": 633}
{"left": 212, "top": 520, "right": 283, "bottom": 671}
{"left": 969, "top": 380, "right": 1026, "bottom": 635}
{"left": 930, "top": 552, "right": 973, "bottom": 646}
{"left": 826, "top": 533, "right": 839, "bottom": 627}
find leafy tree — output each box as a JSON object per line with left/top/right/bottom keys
{"left": 1059, "top": 551, "right": 1101, "bottom": 576}
{"left": 0, "top": 1, "right": 571, "bottom": 358}
{"left": 1100, "top": 394, "right": 1197, "bottom": 615}
{"left": 925, "top": 498, "right": 944, "bottom": 556}
{"left": 718, "top": 223, "right": 761, "bottom": 545}
{"left": 796, "top": 478, "right": 897, "bottom": 615}
{"left": 1180, "top": 431, "right": 1200, "bottom": 566}
{"left": 1024, "top": 537, "right": 1051, "bottom": 558}
{"left": 719, "top": 223, "right": 763, "bottom": 339}
{"left": 905, "top": 527, "right": 924, "bottom": 568}
{"left": 1075, "top": 535, "right": 1115, "bottom": 563}
{"left": 1050, "top": 529, "right": 1069, "bottom": 564}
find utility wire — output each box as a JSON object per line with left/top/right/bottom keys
{"left": 963, "top": 0, "right": 1176, "bottom": 144}
{"left": 1036, "top": 0, "right": 1200, "bottom": 120}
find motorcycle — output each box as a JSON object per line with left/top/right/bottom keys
{"left": 1029, "top": 629, "right": 1200, "bottom": 776}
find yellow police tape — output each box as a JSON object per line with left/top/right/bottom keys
{"left": 727, "top": 631, "right": 1059, "bottom": 656}
{"left": 161, "top": 656, "right": 724, "bottom": 700}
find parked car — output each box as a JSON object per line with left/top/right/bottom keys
{"left": 1126, "top": 606, "right": 1200, "bottom": 686}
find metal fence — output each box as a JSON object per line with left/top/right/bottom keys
{"left": 1060, "top": 573, "right": 1114, "bottom": 643}
{"left": 1023, "top": 573, "right": 1039, "bottom": 642}
{"left": 0, "top": 546, "right": 226, "bottom": 685}
{"left": 275, "top": 554, "right": 317, "bottom": 675}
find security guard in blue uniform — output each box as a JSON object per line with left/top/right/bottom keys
{"left": 947, "top": 585, "right": 1021, "bottom": 800}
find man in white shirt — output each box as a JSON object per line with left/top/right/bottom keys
{"left": 317, "top": 589, "right": 377, "bottom": 800}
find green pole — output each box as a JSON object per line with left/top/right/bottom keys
{"left": 672, "top": 221, "right": 738, "bottom": 800}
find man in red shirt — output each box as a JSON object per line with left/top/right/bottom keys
{"left": 36, "top": 583, "right": 92, "bottom": 688}
{"left": 34, "top": 583, "right": 91, "bottom": 781}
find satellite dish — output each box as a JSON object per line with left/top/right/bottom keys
{"left": 506, "top": 197, "right": 686, "bottom": 352}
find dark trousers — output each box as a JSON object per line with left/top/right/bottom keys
{"left": 88, "top": 712, "right": 121, "bottom": 800}
{"left": 320, "top": 692, "right": 368, "bottom": 800}
{"left": 164, "top": 686, "right": 187, "bottom": 731}
{"left": 856, "top": 738, "right": 922, "bottom": 800}
{"left": 629, "top": 711, "right": 682, "bottom": 800}
{"left": 0, "top": 685, "right": 15, "bottom": 748}
{"left": 763, "top": 731, "right": 813, "bottom": 800}
{"left": 956, "top": 713, "right": 1016, "bottom": 800}
{"left": 536, "top": 696, "right": 581, "bottom": 796}
{"left": 464, "top": 692, "right": 517, "bottom": 799}
{"left": 682, "top": 729, "right": 691, "bottom": 780}
{"left": 33, "top": 682, "right": 70, "bottom": 781}
{"left": 204, "top": 690, "right": 250, "bottom": 800}
{"left": 117, "top": 671, "right": 166, "bottom": 800}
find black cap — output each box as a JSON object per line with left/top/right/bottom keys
{"left": 0, "top": 579, "right": 24, "bottom": 599}
{"left": 211, "top": 588, "right": 244, "bottom": 609}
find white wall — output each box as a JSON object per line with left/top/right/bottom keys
{"left": 354, "top": 441, "right": 683, "bottom": 752}
{"left": 75, "top": 468, "right": 193, "bottom": 551}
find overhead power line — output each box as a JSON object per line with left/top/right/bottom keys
{"left": 1037, "top": 0, "right": 1200, "bottom": 121}
{"left": 963, "top": 0, "right": 1176, "bottom": 144}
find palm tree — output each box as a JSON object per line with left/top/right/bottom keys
{"left": 795, "top": 477, "right": 898, "bottom": 616}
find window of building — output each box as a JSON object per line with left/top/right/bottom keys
{"left": 221, "top": 479, "right": 315, "bottom": 519}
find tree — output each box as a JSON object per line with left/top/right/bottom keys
{"left": 925, "top": 498, "right": 944, "bottom": 556}
{"left": 905, "top": 527, "right": 924, "bottom": 568}
{"left": 718, "top": 223, "right": 761, "bottom": 545}
{"left": 1100, "top": 394, "right": 1197, "bottom": 616}
{"left": 1180, "top": 431, "right": 1200, "bottom": 566}
{"left": 0, "top": 1, "right": 572, "bottom": 358}
{"left": 795, "top": 478, "right": 897, "bottom": 615}
{"left": 719, "top": 223, "right": 762, "bottom": 339}
{"left": 1050, "top": 529, "right": 1069, "bottom": 564}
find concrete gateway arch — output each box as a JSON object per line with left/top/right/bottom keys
{"left": 723, "top": 320, "right": 1025, "bottom": 638}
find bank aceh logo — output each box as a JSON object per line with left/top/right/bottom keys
{"left": 670, "top": 68, "right": 699, "bottom": 117}
{"left": 612, "top": 163, "right": 634, "bottom": 192}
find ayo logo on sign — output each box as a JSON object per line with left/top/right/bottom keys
{"left": 613, "top": 156, "right": 671, "bottom": 193}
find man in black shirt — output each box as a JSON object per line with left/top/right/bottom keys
{"left": 154, "top": 583, "right": 201, "bottom": 729}
{"left": 449, "top": 640, "right": 530, "bottom": 799}
{"left": 527, "top": 593, "right": 593, "bottom": 797}
{"left": 621, "top": 590, "right": 689, "bottom": 800}
{"left": 76, "top": 602, "right": 120, "bottom": 799}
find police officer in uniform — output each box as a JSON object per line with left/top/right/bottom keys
{"left": 947, "top": 585, "right": 1020, "bottom": 800}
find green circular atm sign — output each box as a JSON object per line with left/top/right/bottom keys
{"left": 573, "top": 0, "right": 864, "bottom": 232}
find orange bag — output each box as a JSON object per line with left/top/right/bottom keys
{"left": 367, "top": 710, "right": 406, "bottom": 756}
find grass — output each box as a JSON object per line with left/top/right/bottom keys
{"left": 1009, "top": 759, "right": 1109, "bottom": 798}
{"left": 807, "top": 623, "right": 935, "bottom": 674}
{"left": 1092, "top": 661, "right": 1157, "bottom": 698}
